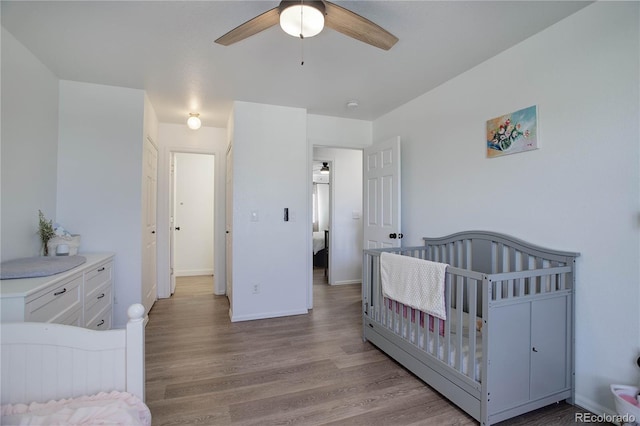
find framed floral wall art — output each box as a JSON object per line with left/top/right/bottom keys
{"left": 486, "top": 105, "right": 538, "bottom": 158}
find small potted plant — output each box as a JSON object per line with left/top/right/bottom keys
{"left": 38, "top": 210, "right": 55, "bottom": 256}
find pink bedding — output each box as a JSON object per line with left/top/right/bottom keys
{"left": 1, "top": 391, "right": 151, "bottom": 426}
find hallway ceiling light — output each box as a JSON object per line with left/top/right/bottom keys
{"left": 187, "top": 113, "right": 201, "bottom": 130}
{"left": 320, "top": 162, "right": 330, "bottom": 175}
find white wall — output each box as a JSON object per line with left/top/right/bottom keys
{"left": 156, "top": 123, "right": 227, "bottom": 297}
{"left": 174, "top": 153, "right": 215, "bottom": 276}
{"left": 143, "top": 93, "right": 159, "bottom": 147}
{"left": 230, "top": 101, "right": 308, "bottom": 321}
{"left": 57, "top": 80, "right": 146, "bottom": 327}
{"left": 1, "top": 27, "right": 59, "bottom": 260}
{"left": 308, "top": 114, "right": 372, "bottom": 149}
{"left": 316, "top": 183, "right": 329, "bottom": 231}
{"left": 373, "top": 2, "right": 639, "bottom": 416}
{"left": 314, "top": 147, "right": 363, "bottom": 285}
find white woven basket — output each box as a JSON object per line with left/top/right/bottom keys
{"left": 47, "top": 234, "right": 81, "bottom": 256}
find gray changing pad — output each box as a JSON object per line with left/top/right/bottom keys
{"left": 0, "top": 255, "right": 87, "bottom": 279}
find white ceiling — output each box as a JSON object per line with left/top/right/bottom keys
{"left": 1, "top": 1, "right": 591, "bottom": 128}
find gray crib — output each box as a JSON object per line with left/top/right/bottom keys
{"left": 362, "top": 231, "right": 579, "bottom": 425}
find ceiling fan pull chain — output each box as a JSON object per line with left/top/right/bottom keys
{"left": 300, "top": 0, "right": 305, "bottom": 65}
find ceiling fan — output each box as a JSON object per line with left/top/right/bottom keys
{"left": 215, "top": 0, "right": 398, "bottom": 51}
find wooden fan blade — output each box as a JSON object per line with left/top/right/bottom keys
{"left": 324, "top": 1, "right": 398, "bottom": 50}
{"left": 215, "top": 7, "right": 280, "bottom": 46}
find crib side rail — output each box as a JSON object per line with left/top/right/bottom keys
{"left": 422, "top": 230, "right": 580, "bottom": 266}
{"left": 420, "top": 232, "right": 578, "bottom": 302}
{"left": 363, "top": 247, "right": 484, "bottom": 389}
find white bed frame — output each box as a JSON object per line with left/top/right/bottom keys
{"left": 363, "top": 231, "right": 579, "bottom": 425}
{"left": 1, "top": 303, "right": 145, "bottom": 405}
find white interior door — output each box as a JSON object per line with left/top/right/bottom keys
{"left": 363, "top": 137, "right": 401, "bottom": 249}
{"left": 142, "top": 137, "right": 158, "bottom": 313}
{"left": 169, "top": 153, "right": 176, "bottom": 294}
{"left": 225, "top": 144, "right": 233, "bottom": 302}
{"left": 173, "top": 153, "right": 215, "bottom": 277}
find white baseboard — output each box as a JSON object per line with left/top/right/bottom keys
{"left": 175, "top": 269, "right": 213, "bottom": 277}
{"left": 574, "top": 394, "right": 617, "bottom": 418}
{"left": 332, "top": 279, "right": 361, "bottom": 286}
{"left": 231, "top": 308, "right": 308, "bottom": 322}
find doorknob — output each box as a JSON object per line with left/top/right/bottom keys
{"left": 389, "top": 233, "right": 397, "bottom": 239}
{"left": 175, "top": 227, "right": 181, "bottom": 231}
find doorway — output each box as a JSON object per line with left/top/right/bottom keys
{"left": 312, "top": 160, "right": 331, "bottom": 283}
{"left": 170, "top": 152, "right": 215, "bottom": 294}
{"left": 310, "top": 147, "right": 363, "bottom": 304}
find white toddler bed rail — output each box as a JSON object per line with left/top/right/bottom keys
{"left": 1, "top": 303, "right": 146, "bottom": 406}
{"left": 363, "top": 231, "right": 579, "bottom": 426}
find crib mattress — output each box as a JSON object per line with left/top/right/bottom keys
{"left": 385, "top": 305, "right": 482, "bottom": 381}
{"left": 395, "top": 324, "right": 482, "bottom": 381}
{"left": 426, "top": 333, "right": 482, "bottom": 381}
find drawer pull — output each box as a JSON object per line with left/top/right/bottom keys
{"left": 97, "top": 267, "right": 105, "bottom": 272}
{"left": 53, "top": 288, "right": 67, "bottom": 296}
{"left": 97, "top": 320, "right": 105, "bottom": 327}
{"left": 97, "top": 293, "right": 105, "bottom": 299}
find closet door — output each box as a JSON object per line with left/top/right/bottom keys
{"left": 142, "top": 137, "right": 158, "bottom": 314}
{"left": 225, "top": 144, "right": 233, "bottom": 304}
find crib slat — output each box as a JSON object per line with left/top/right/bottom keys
{"left": 528, "top": 255, "right": 536, "bottom": 294}
{"left": 491, "top": 242, "right": 498, "bottom": 273}
{"left": 455, "top": 275, "right": 464, "bottom": 373}
{"left": 467, "top": 278, "right": 478, "bottom": 380}
{"left": 507, "top": 248, "right": 515, "bottom": 298}
{"left": 465, "top": 239, "right": 472, "bottom": 269}
{"left": 424, "top": 311, "right": 431, "bottom": 353}
{"left": 542, "top": 260, "right": 551, "bottom": 292}
{"left": 516, "top": 250, "right": 524, "bottom": 296}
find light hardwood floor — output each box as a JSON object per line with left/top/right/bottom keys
{"left": 145, "top": 271, "right": 605, "bottom": 425}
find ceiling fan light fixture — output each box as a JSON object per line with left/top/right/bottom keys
{"left": 346, "top": 100, "right": 359, "bottom": 109}
{"left": 320, "top": 162, "right": 330, "bottom": 175}
{"left": 187, "top": 113, "right": 201, "bottom": 130}
{"left": 279, "top": 1, "right": 325, "bottom": 38}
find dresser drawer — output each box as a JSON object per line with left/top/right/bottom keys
{"left": 84, "top": 283, "right": 112, "bottom": 324}
{"left": 58, "top": 306, "right": 83, "bottom": 326}
{"left": 85, "top": 304, "right": 112, "bottom": 330}
{"left": 26, "top": 274, "right": 82, "bottom": 323}
{"left": 85, "top": 261, "right": 112, "bottom": 295}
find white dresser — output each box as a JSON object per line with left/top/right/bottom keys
{"left": 0, "top": 253, "right": 115, "bottom": 330}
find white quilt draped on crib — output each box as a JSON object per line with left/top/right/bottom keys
{"left": 380, "top": 252, "right": 448, "bottom": 320}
